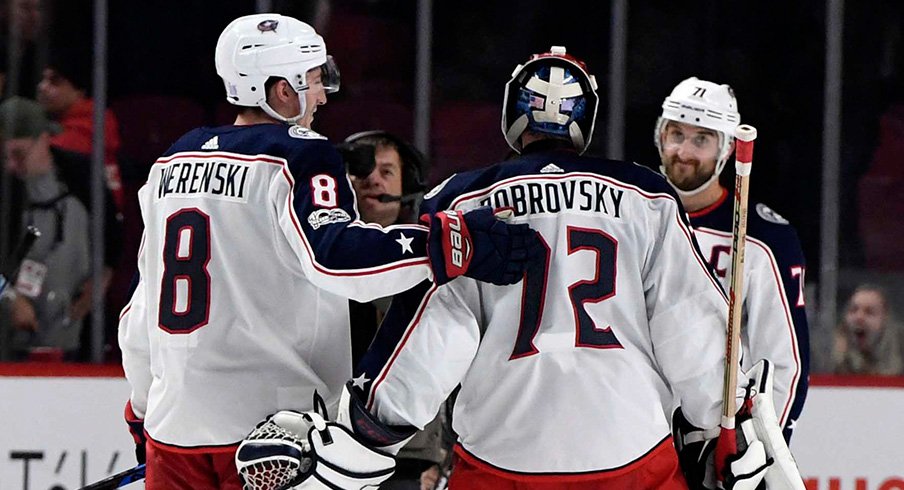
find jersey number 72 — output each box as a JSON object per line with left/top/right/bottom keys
{"left": 511, "top": 226, "right": 623, "bottom": 359}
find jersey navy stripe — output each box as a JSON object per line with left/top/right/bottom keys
{"left": 356, "top": 280, "right": 436, "bottom": 407}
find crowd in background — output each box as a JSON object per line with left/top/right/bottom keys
{"left": 0, "top": 0, "right": 902, "bottom": 377}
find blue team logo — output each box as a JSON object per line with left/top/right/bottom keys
{"left": 308, "top": 208, "right": 351, "bottom": 230}
{"left": 756, "top": 203, "right": 789, "bottom": 225}
{"left": 257, "top": 19, "right": 279, "bottom": 32}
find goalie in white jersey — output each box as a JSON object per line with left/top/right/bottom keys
{"left": 117, "top": 14, "right": 537, "bottom": 490}
{"left": 309, "top": 47, "right": 735, "bottom": 489}
{"left": 654, "top": 77, "right": 810, "bottom": 444}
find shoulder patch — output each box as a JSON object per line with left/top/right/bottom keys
{"left": 424, "top": 174, "right": 456, "bottom": 200}
{"left": 756, "top": 203, "right": 789, "bottom": 225}
{"left": 308, "top": 208, "right": 351, "bottom": 230}
{"left": 289, "top": 125, "right": 327, "bottom": 140}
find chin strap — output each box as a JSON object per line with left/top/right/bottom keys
{"left": 259, "top": 90, "right": 307, "bottom": 125}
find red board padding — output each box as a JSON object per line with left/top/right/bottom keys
{"left": 0, "top": 362, "right": 124, "bottom": 377}
{"left": 1, "top": 364, "right": 903, "bottom": 387}
{"left": 810, "top": 374, "right": 904, "bottom": 388}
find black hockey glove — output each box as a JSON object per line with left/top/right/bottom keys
{"left": 422, "top": 207, "right": 542, "bottom": 286}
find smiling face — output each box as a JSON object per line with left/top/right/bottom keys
{"left": 351, "top": 145, "right": 403, "bottom": 226}
{"left": 659, "top": 120, "right": 721, "bottom": 193}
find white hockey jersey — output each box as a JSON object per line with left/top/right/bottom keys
{"left": 689, "top": 189, "right": 809, "bottom": 441}
{"left": 119, "top": 123, "right": 431, "bottom": 449}
{"left": 355, "top": 148, "right": 732, "bottom": 476}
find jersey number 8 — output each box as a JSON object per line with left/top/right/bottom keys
{"left": 158, "top": 208, "right": 211, "bottom": 333}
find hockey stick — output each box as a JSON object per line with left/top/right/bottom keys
{"left": 0, "top": 225, "right": 41, "bottom": 295}
{"left": 715, "top": 124, "right": 757, "bottom": 477}
{"left": 78, "top": 464, "right": 146, "bottom": 490}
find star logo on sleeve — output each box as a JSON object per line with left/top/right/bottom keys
{"left": 352, "top": 373, "right": 371, "bottom": 390}
{"left": 396, "top": 232, "right": 414, "bottom": 254}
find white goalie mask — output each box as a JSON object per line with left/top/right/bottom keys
{"left": 502, "top": 46, "right": 599, "bottom": 155}
{"left": 654, "top": 77, "right": 740, "bottom": 196}
{"left": 215, "top": 14, "right": 340, "bottom": 124}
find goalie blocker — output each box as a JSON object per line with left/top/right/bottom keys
{"left": 236, "top": 383, "right": 416, "bottom": 490}
{"left": 673, "top": 359, "right": 805, "bottom": 490}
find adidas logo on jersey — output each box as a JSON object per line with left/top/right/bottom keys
{"left": 540, "top": 163, "right": 564, "bottom": 173}
{"left": 202, "top": 136, "right": 219, "bottom": 150}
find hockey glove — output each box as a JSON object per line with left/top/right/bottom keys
{"left": 423, "top": 207, "right": 541, "bottom": 286}
{"left": 674, "top": 406, "right": 767, "bottom": 490}
{"left": 675, "top": 360, "right": 805, "bottom": 490}
{"left": 237, "top": 385, "right": 413, "bottom": 490}
{"left": 673, "top": 408, "right": 719, "bottom": 489}
{"left": 124, "top": 401, "right": 146, "bottom": 465}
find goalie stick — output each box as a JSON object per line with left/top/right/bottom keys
{"left": 716, "top": 124, "right": 758, "bottom": 478}
{"left": 78, "top": 464, "right": 145, "bottom": 490}
{"left": 0, "top": 225, "right": 41, "bottom": 295}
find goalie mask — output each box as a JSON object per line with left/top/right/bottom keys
{"left": 654, "top": 77, "right": 740, "bottom": 196}
{"left": 215, "top": 14, "right": 340, "bottom": 124}
{"left": 502, "top": 46, "right": 599, "bottom": 155}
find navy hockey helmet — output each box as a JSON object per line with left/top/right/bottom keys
{"left": 502, "top": 46, "right": 599, "bottom": 154}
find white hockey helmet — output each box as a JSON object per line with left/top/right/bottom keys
{"left": 215, "top": 14, "right": 340, "bottom": 124}
{"left": 502, "top": 46, "right": 599, "bottom": 155}
{"left": 654, "top": 77, "right": 740, "bottom": 196}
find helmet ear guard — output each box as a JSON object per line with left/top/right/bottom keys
{"left": 215, "top": 14, "right": 340, "bottom": 124}
{"left": 502, "top": 46, "right": 599, "bottom": 155}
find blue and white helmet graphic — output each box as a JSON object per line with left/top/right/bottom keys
{"left": 502, "top": 46, "right": 599, "bottom": 154}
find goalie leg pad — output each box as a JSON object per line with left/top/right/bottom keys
{"left": 742, "top": 360, "right": 806, "bottom": 490}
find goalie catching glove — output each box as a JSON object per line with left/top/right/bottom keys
{"left": 236, "top": 384, "right": 417, "bottom": 490}
{"left": 673, "top": 359, "right": 805, "bottom": 490}
{"left": 423, "top": 206, "right": 543, "bottom": 286}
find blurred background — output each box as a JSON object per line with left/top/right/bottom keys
{"left": 0, "top": 0, "right": 901, "bottom": 376}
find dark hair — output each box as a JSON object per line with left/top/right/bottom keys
{"left": 47, "top": 44, "right": 92, "bottom": 94}
{"left": 849, "top": 284, "right": 891, "bottom": 315}
{"left": 342, "top": 130, "right": 427, "bottom": 197}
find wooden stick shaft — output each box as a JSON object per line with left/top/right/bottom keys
{"left": 721, "top": 125, "right": 757, "bottom": 421}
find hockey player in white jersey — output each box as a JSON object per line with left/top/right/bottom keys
{"left": 117, "top": 14, "right": 538, "bottom": 490}
{"left": 234, "top": 47, "right": 806, "bottom": 490}
{"left": 655, "top": 77, "right": 809, "bottom": 445}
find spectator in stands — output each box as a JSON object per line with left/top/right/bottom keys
{"left": 0, "top": 0, "right": 48, "bottom": 99}
{"left": 37, "top": 45, "right": 125, "bottom": 210}
{"left": 833, "top": 284, "right": 904, "bottom": 375}
{"left": 0, "top": 97, "right": 108, "bottom": 360}
{"left": 342, "top": 130, "right": 447, "bottom": 489}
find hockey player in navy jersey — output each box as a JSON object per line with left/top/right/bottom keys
{"left": 117, "top": 14, "right": 537, "bottom": 490}
{"left": 235, "top": 47, "right": 808, "bottom": 490}
{"left": 655, "top": 77, "right": 810, "bottom": 446}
